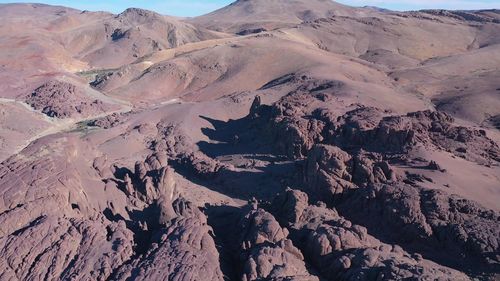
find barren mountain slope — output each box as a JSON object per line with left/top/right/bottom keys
{"left": 390, "top": 44, "right": 500, "bottom": 124}
{"left": 189, "top": 0, "right": 368, "bottom": 33}
{"left": 0, "top": 3, "right": 221, "bottom": 95}
{"left": 93, "top": 6, "right": 500, "bottom": 124}
{"left": 0, "top": 1, "right": 499, "bottom": 281}
{"left": 0, "top": 3, "right": 221, "bottom": 162}
{"left": 65, "top": 8, "right": 222, "bottom": 68}
{"left": 100, "top": 34, "right": 429, "bottom": 112}
{"left": 276, "top": 9, "right": 500, "bottom": 124}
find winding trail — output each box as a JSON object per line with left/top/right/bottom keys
{"left": 0, "top": 95, "right": 185, "bottom": 160}
{"left": 0, "top": 95, "right": 133, "bottom": 160}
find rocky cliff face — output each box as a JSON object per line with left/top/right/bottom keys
{"left": 26, "top": 80, "right": 115, "bottom": 118}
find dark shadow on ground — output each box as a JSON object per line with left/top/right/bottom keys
{"left": 205, "top": 204, "right": 245, "bottom": 281}
{"left": 335, "top": 187, "right": 496, "bottom": 278}
{"left": 187, "top": 114, "right": 302, "bottom": 202}
{"left": 198, "top": 115, "right": 274, "bottom": 158}
{"left": 173, "top": 159, "right": 298, "bottom": 202}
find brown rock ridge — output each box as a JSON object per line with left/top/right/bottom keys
{"left": 25, "top": 80, "right": 115, "bottom": 118}
{"left": 0, "top": 137, "right": 135, "bottom": 281}
{"left": 335, "top": 184, "right": 500, "bottom": 275}
{"left": 240, "top": 91, "right": 499, "bottom": 278}
{"left": 0, "top": 135, "right": 224, "bottom": 280}
{"left": 270, "top": 188, "right": 471, "bottom": 281}
{"left": 249, "top": 92, "right": 499, "bottom": 165}
{"left": 113, "top": 198, "right": 224, "bottom": 281}
{"left": 238, "top": 206, "right": 319, "bottom": 281}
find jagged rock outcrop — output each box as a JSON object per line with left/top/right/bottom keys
{"left": 249, "top": 84, "right": 340, "bottom": 159}
{"left": 88, "top": 112, "right": 130, "bottom": 129}
{"left": 303, "top": 144, "right": 398, "bottom": 201}
{"left": 239, "top": 90, "right": 499, "bottom": 279}
{"left": 334, "top": 109, "right": 500, "bottom": 165}
{"left": 0, "top": 137, "right": 135, "bottom": 281}
{"left": 248, "top": 95, "right": 262, "bottom": 119}
{"left": 111, "top": 157, "right": 177, "bottom": 205}
{"left": 155, "top": 167, "right": 179, "bottom": 225}
{"left": 238, "top": 206, "right": 319, "bottom": 281}
{"left": 421, "top": 9, "right": 500, "bottom": 23}
{"left": 303, "top": 144, "right": 354, "bottom": 200}
{"left": 250, "top": 92, "right": 500, "bottom": 165}
{"left": 336, "top": 183, "right": 500, "bottom": 274}
{"left": 0, "top": 216, "right": 134, "bottom": 281}
{"left": 153, "top": 122, "right": 192, "bottom": 156}
{"left": 270, "top": 189, "right": 471, "bottom": 281}
{"left": 26, "top": 80, "right": 113, "bottom": 118}
{"left": 114, "top": 197, "right": 224, "bottom": 281}
{"left": 98, "top": 151, "right": 223, "bottom": 281}
{"left": 178, "top": 151, "right": 226, "bottom": 180}
{"left": 0, "top": 130, "right": 227, "bottom": 281}
{"left": 351, "top": 154, "right": 398, "bottom": 186}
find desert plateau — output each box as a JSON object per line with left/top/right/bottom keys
{"left": 0, "top": 0, "right": 499, "bottom": 280}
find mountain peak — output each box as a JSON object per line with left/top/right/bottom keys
{"left": 117, "top": 7, "right": 163, "bottom": 20}
{"left": 190, "top": 0, "right": 360, "bottom": 33}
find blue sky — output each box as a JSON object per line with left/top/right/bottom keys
{"left": 0, "top": 0, "right": 499, "bottom": 17}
